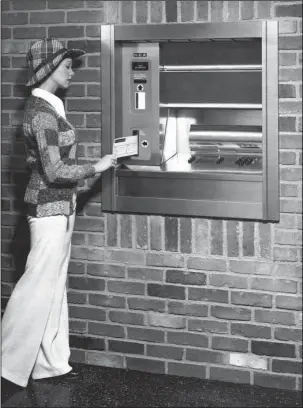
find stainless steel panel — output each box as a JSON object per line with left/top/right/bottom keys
{"left": 114, "top": 22, "right": 262, "bottom": 41}
{"left": 118, "top": 175, "right": 262, "bottom": 202}
{"left": 160, "top": 71, "right": 262, "bottom": 104}
{"left": 116, "top": 196, "right": 263, "bottom": 220}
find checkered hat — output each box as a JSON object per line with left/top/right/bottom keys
{"left": 26, "top": 37, "right": 85, "bottom": 87}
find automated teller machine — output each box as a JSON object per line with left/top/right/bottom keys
{"left": 101, "top": 21, "right": 279, "bottom": 221}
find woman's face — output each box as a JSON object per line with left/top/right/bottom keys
{"left": 51, "top": 58, "right": 74, "bottom": 89}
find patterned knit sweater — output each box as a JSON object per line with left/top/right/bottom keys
{"left": 23, "top": 95, "right": 95, "bottom": 217}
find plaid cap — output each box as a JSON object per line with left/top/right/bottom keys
{"left": 26, "top": 38, "right": 85, "bottom": 87}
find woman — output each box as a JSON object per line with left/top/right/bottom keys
{"left": 1, "top": 38, "right": 116, "bottom": 388}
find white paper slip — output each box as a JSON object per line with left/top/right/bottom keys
{"left": 113, "top": 135, "right": 139, "bottom": 158}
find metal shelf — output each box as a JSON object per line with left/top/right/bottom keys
{"left": 160, "top": 64, "right": 262, "bottom": 72}
{"left": 159, "top": 103, "right": 262, "bottom": 109}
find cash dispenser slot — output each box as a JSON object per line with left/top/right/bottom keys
{"left": 101, "top": 21, "right": 279, "bottom": 221}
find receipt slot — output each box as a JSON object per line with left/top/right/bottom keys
{"left": 101, "top": 21, "right": 279, "bottom": 221}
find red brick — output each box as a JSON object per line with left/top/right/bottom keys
{"left": 273, "top": 359, "right": 302, "bottom": 375}
{"left": 165, "top": 0, "right": 178, "bottom": 22}
{"left": 89, "top": 294, "right": 126, "bottom": 309}
{"left": 242, "top": 222, "right": 255, "bottom": 257}
{"left": 121, "top": 0, "right": 134, "bottom": 23}
{"left": 194, "top": 219, "right": 209, "bottom": 255}
{"left": 256, "top": 1, "right": 271, "bottom": 18}
{"left": 276, "top": 295, "right": 302, "bottom": 311}
{"left": 279, "top": 21, "right": 298, "bottom": 34}
{"left": 150, "top": 1, "right": 163, "bottom": 23}
{"left": 227, "top": 1, "right": 240, "bottom": 20}
{"left": 150, "top": 215, "right": 163, "bottom": 251}
{"left": 167, "top": 362, "right": 206, "bottom": 379}
{"left": 231, "top": 322, "right": 271, "bottom": 339}
{"left": 147, "top": 344, "right": 183, "bottom": 360}
{"left": 275, "top": 4, "right": 302, "bottom": 18}
{"left": 258, "top": 222, "right": 272, "bottom": 259}
{"left": 89, "top": 322, "right": 125, "bottom": 338}
{"left": 148, "top": 283, "right": 185, "bottom": 300}
{"left": 211, "top": 0, "right": 224, "bottom": 21}
{"left": 87, "top": 351, "right": 124, "bottom": 368}
{"left": 146, "top": 253, "right": 184, "bottom": 268}
{"left": 240, "top": 0, "right": 254, "bottom": 19}
{"left": 68, "top": 39, "right": 100, "bottom": 53}
{"left": 71, "top": 232, "right": 86, "bottom": 245}
{"left": 280, "top": 184, "right": 299, "bottom": 197}
{"left": 210, "top": 367, "right": 250, "bottom": 384}
{"left": 227, "top": 220, "right": 239, "bottom": 257}
{"left": 211, "top": 305, "right": 251, "bottom": 321}
{"left": 180, "top": 217, "right": 192, "bottom": 254}
{"left": 1, "top": 27, "right": 11, "bottom": 39}
{"left": 279, "top": 134, "right": 302, "bottom": 149}
{"left": 67, "top": 9, "right": 104, "bottom": 23}
{"left": 106, "top": 1, "right": 119, "bottom": 24}
{"left": 210, "top": 273, "right": 248, "bottom": 289}
{"left": 167, "top": 331, "right": 208, "bottom": 347}
{"left": 181, "top": 1, "right": 194, "bottom": 22}
{"left": 86, "top": 113, "right": 101, "bottom": 128}
{"left": 189, "top": 287, "right": 228, "bottom": 303}
{"left": 255, "top": 309, "right": 295, "bottom": 326}
{"left": 254, "top": 372, "right": 296, "bottom": 391}
{"left": 1, "top": 56, "right": 10, "bottom": 68}
{"left": 274, "top": 327, "right": 302, "bottom": 342}
{"left": 279, "top": 84, "right": 296, "bottom": 98}
{"left": 69, "top": 305, "right": 106, "bottom": 321}
{"left": 188, "top": 319, "right": 228, "bottom": 334}
{"left": 120, "top": 214, "right": 132, "bottom": 248}
{"left": 70, "top": 349, "right": 85, "bottom": 364}
{"left": 275, "top": 229, "right": 302, "bottom": 245}
{"left": 49, "top": 25, "right": 84, "bottom": 38}
{"left": 68, "top": 261, "right": 86, "bottom": 275}
{"left": 212, "top": 336, "right": 248, "bottom": 352}
{"left": 233, "top": 290, "right": 273, "bottom": 308}
{"left": 67, "top": 291, "right": 87, "bottom": 305}
{"left": 165, "top": 217, "right": 178, "bottom": 252}
{"left": 109, "top": 310, "right": 144, "bottom": 326}
{"left": 279, "top": 67, "right": 302, "bottom": 81}
{"left": 69, "top": 320, "right": 86, "bottom": 334}
{"left": 86, "top": 25, "right": 101, "bottom": 38}
{"left": 197, "top": 1, "right": 209, "bottom": 21}
{"left": 69, "top": 276, "right": 105, "bottom": 291}
{"left": 108, "top": 280, "right": 145, "bottom": 295}
{"left": 48, "top": 0, "right": 84, "bottom": 8}
{"left": 135, "top": 0, "right": 148, "bottom": 23}
{"left": 168, "top": 301, "right": 208, "bottom": 317}
{"left": 279, "top": 51, "right": 297, "bottom": 66}
{"left": 274, "top": 263, "right": 302, "bottom": 278}
{"left": 251, "top": 277, "right": 297, "bottom": 293}
{"left": 187, "top": 257, "right": 226, "bottom": 272}
{"left": 71, "top": 246, "right": 104, "bottom": 261}
{"left": 166, "top": 269, "right": 206, "bottom": 285}
{"left": 210, "top": 220, "right": 223, "bottom": 255}
{"left": 280, "top": 151, "right": 297, "bottom": 165}
{"left": 128, "top": 297, "right": 165, "bottom": 313}
{"left": 87, "top": 84, "right": 100, "bottom": 97}
{"left": 148, "top": 312, "right": 185, "bottom": 329}
{"left": 280, "top": 198, "right": 302, "bottom": 213}
{"left": 186, "top": 348, "right": 226, "bottom": 364}
{"left": 109, "top": 340, "right": 144, "bottom": 355}
{"left": 127, "top": 267, "right": 164, "bottom": 282}
{"left": 2, "top": 12, "right": 28, "bottom": 25}
{"left": 252, "top": 340, "right": 296, "bottom": 358}
{"left": 127, "top": 327, "right": 164, "bottom": 343}
{"left": 126, "top": 357, "right": 165, "bottom": 374}
{"left": 135, "top": 215, "right": 148, "bottom": 249}
{"left": 67, "top": 99, "right": 100, "bottom": 112}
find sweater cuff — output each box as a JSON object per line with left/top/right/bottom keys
{"left": 83, "top": 163, "right": 96, "bottom": 178}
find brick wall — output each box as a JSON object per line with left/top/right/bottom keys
{"left": 1, "top": 0, "right": 302, "bottom": 391}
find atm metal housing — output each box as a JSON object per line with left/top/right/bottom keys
{"left": 100, "top": 21, "right": 278, "bottom": 221}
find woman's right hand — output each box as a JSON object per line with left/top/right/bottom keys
{"left": 93, "top": 154, "right": 117, "bottom": 174}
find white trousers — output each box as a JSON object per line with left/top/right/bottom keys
{"left": 1, "top": 212, "right": 75, "bottom": 387}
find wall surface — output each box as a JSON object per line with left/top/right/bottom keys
{"left": 1, "top": 0, "right": 302, "bottom": 391}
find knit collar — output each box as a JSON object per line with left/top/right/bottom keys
{"left": 32, "top": 88, "right": 66, "bottom": 119}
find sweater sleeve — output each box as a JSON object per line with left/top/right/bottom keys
{"left": 32, "top": 111, "right": 96, "bottom": 184}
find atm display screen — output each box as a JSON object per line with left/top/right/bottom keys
{"left": 132, "top": 61, "right": 149, "bottom": 71}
